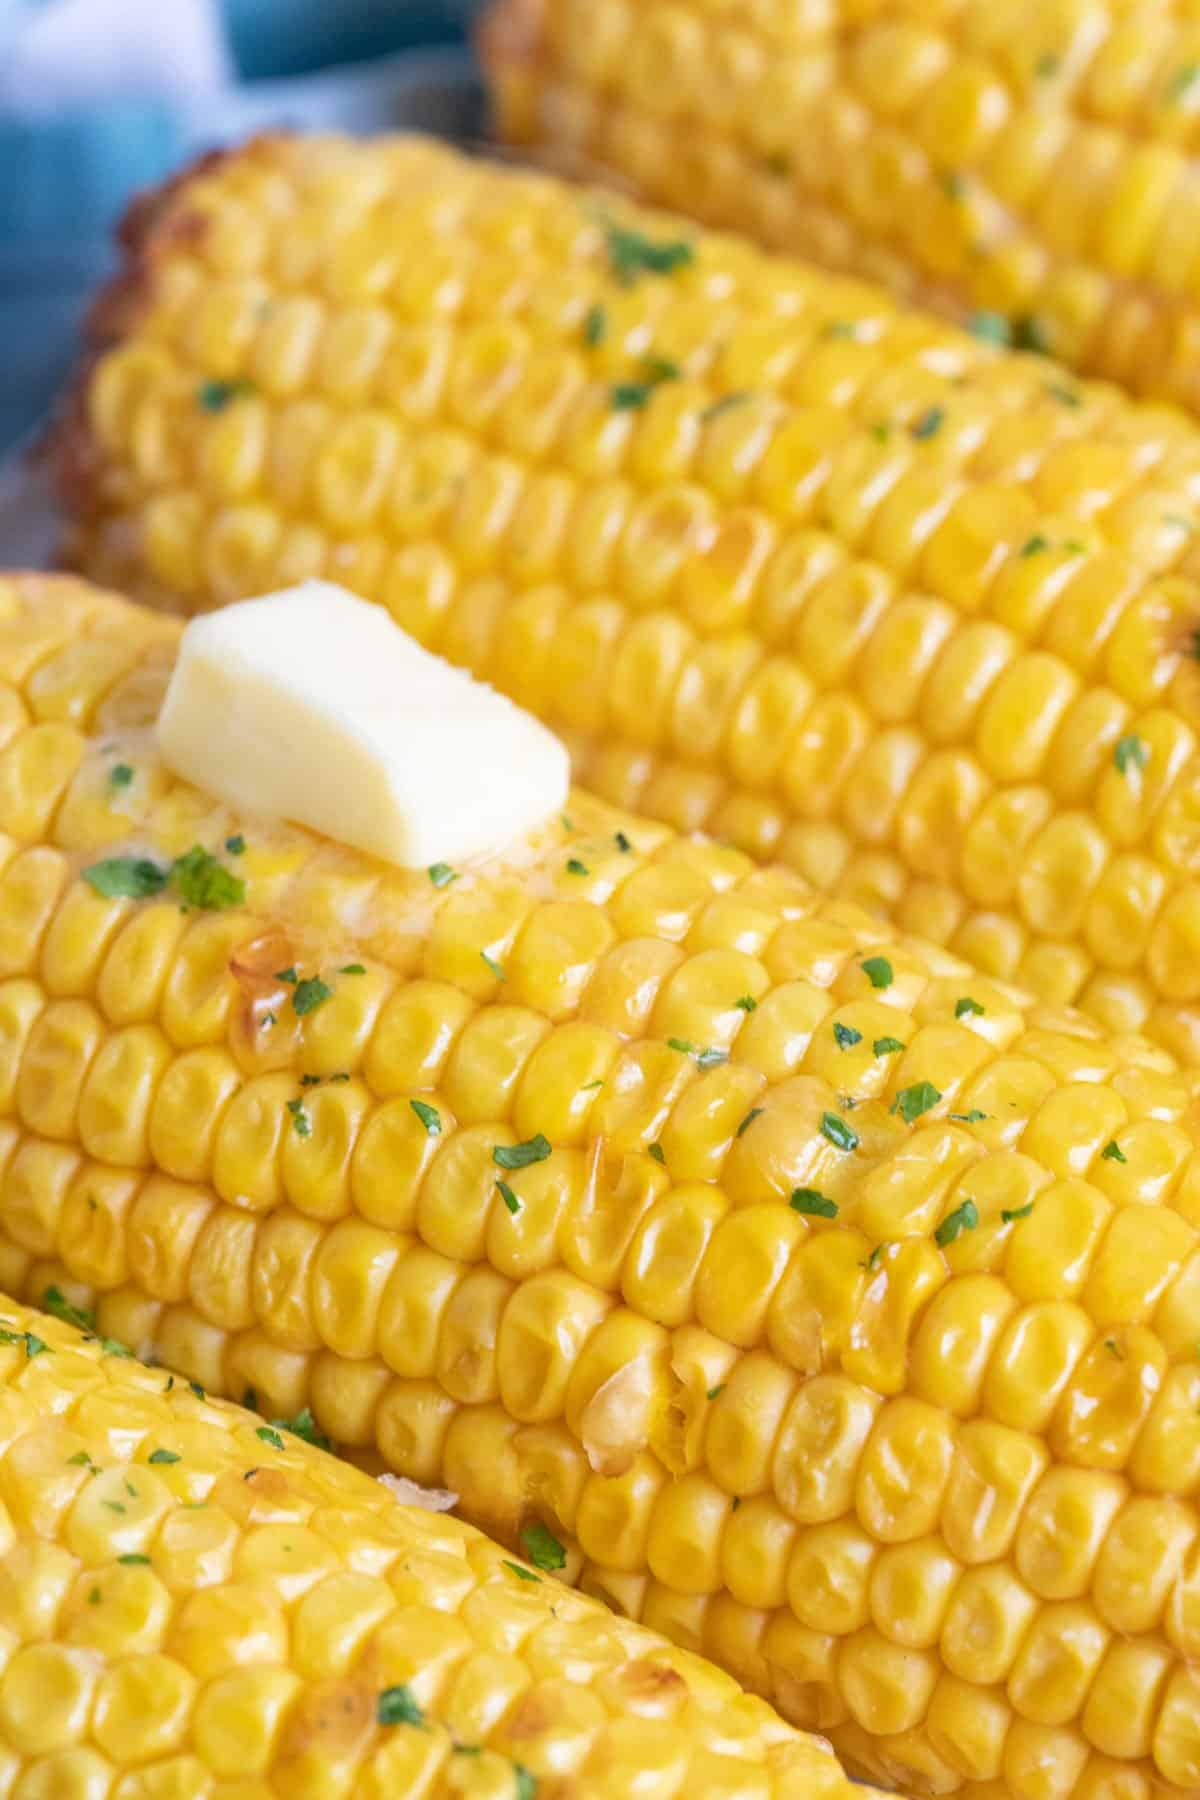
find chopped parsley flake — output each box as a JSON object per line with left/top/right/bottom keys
{"left": 275, "top": 1407, "right": 332, "bottom": 1452}
{"left": 861, "top": 956, "right": 893, "bottom": 990}
{"left": 173, "top": 845, "right": 246, "bottom": 911}
{"left": 188, "top": 1381, "right": 205, "bottom": 1400}
{"left": 1105, "top": 1337, "right": 1125, "bottom": 1359}
{"left": 736, "top": 1107, "right": 763, "bottom": 1138}
{"left": 43, "top": 1285, "right": 95, "bottom": 1332}
{"left": 583, "top": 304, "right": 607, "bottom": 347}
{"left": 496, "top": 1180, "right": 522, "bottom": 1216}
{"left": 225, "top": 834, "right": 245, "bottom": 855}
{"left": 735, "top": 995, "right": 757, "bottom": 1012}
{"left": 955, "top": 997, "right": 984, "bottom": 1019}
{"left": 110, "top": 763, "right": 133, "bottom": 789}
{"left": 481, "top": 951, "right": 506, "bottom": 981}
{"left": 820, "top": 1112, "right": 859, "bottom": 1153}
{"left": 791, "top": 1188, "right": 838, "bottom": 1218}
{"left": 949, "top": 1109, "right": 988, "bottom": 1124}
{"left": 256, "top": 1426, "right": 285, "bottom": 1450}
{"left": 969, "top": 311, "right": 1012, "bottom": 347}
{"left": 1020, "top": 534, "right": 1049, "bottom": 558}
{"left": 911, "top": 406, "right": 944, "bottom": 440}
{"left": 1046, "top": 383, "right": 1081, "bottom": 408}
{"left": 615, "top": 831, "right": 632, "bottom": 852}
{"left": 340, "top": 963, "right": 365, "bottom": 975}
{"left": 580, "top": 1078, "right": 604, "bottom": 1090}
{"left": 873, "top": 1036, "right": 905, "bottom": 1056}
{"left": 668, "top": 1037, "right": 696, "bottom": 1056}
{"left": 612, "top": 381, "right": 655, "bottom": 410}
{"left": 117, "top": 1553, "right": 150, "bottom": 1566}
{"left": 521, "top": 1520, "right": 567, "bottom": 1572}
{"left": 286, "top": 1098, "right": 311, "bottom": 1139}
{"left": 697, "top": 1047, "right": 728, "bottom": 1069}
{"left": 1002, "top": 1202, "right": 1036, "bottom": 1222}
{"left": 1115, "top": 734, "right": 1149, "bottom": 777}
{"left": 494, "top": 1135, "right": 552, "bottom": 1171}
{"left": 428, "top": 863, "right": 458, "bottom": 889}
{"left": 643, "top": 354, "right": 681, "bottom": 385}
{"left": 863, "top": 1244, "right": 885, "bottom": 1272}
{"left": 197, "top": 377, "right": 255, "bottom": 411}
{"left": 504, "top": 1560, "right": 540, "bottom": 1583}
{"left": 378, "top": 1685, "right": 426, "bottom": 1728}
{"left": 1101, "top": 1140, "right": 1127, "bottom": 1164}
{"left": 892, "top": 1081, "right": 942, "bottom": 1124}
{"left": 935, "top": 1198, "right": 979, "bottom": 1246}
{"left": 292, "top": 976, "right": 333, "bottom": 1017}
{"left": 648, "top": 1142, "right": 666, "bottom": 1165}
{"left": 515, "top": 1768, "right": 538, "bottom": 1800}
{"left": 566, "top": 858, "right": 589, "bottom": 876}
{"left": 833, "top": 1023, "right": 862, "bottom": 1050}
{"left": 147, "top": 1448, "right": 180, "bottom": 1465}
{"left": 275, "top": 967, "right": 297, "bottom": 983}
{"left": 605, "top": 223, "right": 694, "bottom": 284}
{"left": 82, "top": 857, "right": 167, "bottom": 900}
{"left": 707, "top": 1384, "right": 725, "bottom": 1400}
{"left": 67, "top": 1451, "right": 93, "bottom": 1467}
{"left": 100, "top": 1338, "right": 132, "bottom": 1359}
{"left": 410, "top": 1099, "right": 442, "bottom": 1137}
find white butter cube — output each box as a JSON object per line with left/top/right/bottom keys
{"left": 157, "top": 583, "right": 571, "bottom": 868}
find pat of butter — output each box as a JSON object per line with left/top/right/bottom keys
{"left": 157, "top": 582, "right": 571, "bottom": 868}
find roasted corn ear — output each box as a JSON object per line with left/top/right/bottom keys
{"left": 484, "top": 0, "right": 1200, "bottom": 416}
{"left": 4, "top": 572, "right": 1200, "bottom": 1796}
{"left": 56, "top": 132, "right": 1200, "bottom": 1060}
{"left": 0, "top": 1292, "right": 861, "bottom": 1799}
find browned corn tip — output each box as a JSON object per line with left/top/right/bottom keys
{"left": 2, "top": 575, "right": 1200, "bottom": 1796}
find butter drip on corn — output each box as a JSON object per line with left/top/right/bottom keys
{"left": 485, "top": 0, "right": 1200, "bottom": 416}
{"left": 0, "top": 1294, "right": 863, "bottom": 1800}
{"left": 3, "top": 575, "right": 1200, "bottom": 1798}
{"left": 158, "top": 581, "right": 571, "bottom": 871}
{"left": 59, "top": 133, "right": 1200, "bottom": 1062}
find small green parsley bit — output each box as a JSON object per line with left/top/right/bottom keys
{"left": 515, "top": 1767, "right": 538, "bottom": 1800}
{"left": 496, "top": 1179, "right": 522, "bottom": 1217}
{"left": 790, "top": 1188, "right": 838, "bottom": 1219}
{"left": 1002, "top": 1202, "right": 1036, "bottom": 1223}
{"left": 504, "top": 1560, "right": 540, "bottom": 1583}
{"left": 820, "top": 1112, "right": 859, "bottom": 1153}
{"left": 1114, "top": 734, "right": 1149, "bottom": 777}
{"left": 604, "top": 222, "right": 694, "bottom": 284}
{"left": 256, "top": 1426, "right": 285, "bottom": 1451}
{"left": 967, "top": 310, "right": 1012, "bottom": 346}
{"left": 494, "top": 1135, "right": 552, "bottom": 1171}
{"left": 197, "top": 377, "right": 255, "bottom": 411}
{"left": 1013, "top": 314, "right": 1050, "bottom": 354}
{"left": 949, "top": 1109, "right": 988, "bottom": 1124}
{"left": 83, "top": 857, "right": 167, "bottom": 900}
{"left": 172, "top": 845, "right": 245, "bottom": 911}
{"left": 275, "top": 1407, "right": 332, "bottom": 1452}
{"left": 863, "top": 1244, "right": 886, "bottom": 1272}
{"left": 147, "top": 1448, "right": 180, "bottom": 1465}
{"left": 583, "top": 303, "right": 607, "bottom": 347}
{"left": 428, "top": 862, "right": 458, "bottom": 888}
{"left": 935, "top": 1198, "right": 979, "bottom": 1247}
{"left": 735, "top": 1107, "right": 763, "bottom": 1138}
{"left": 481, "top": 950, "right": 506, "bottom": 981}
{"left": 612, "top": 381, "right": 655, "bottom": 410}
{"left": 339, "top": 963, "right": 365, "bottom": 975}
{"left": 285, "top": 1098, "right": 311, "bottom": 1139}
{"left": 1101, "top": 1140, "right": 1127, "bottom": 1164}
{"left": 614, "top": 830, "right": 632, "bottom": 852}
{"left": 873, "top": 1036, "right": 905, "bottom": 1057}
{"left": 707, "top": 1384, "right": 725, "bottom": 1400}
{"left": 648, "top": 1142, "right": 666, "bottom": 1165}
{"left": 667, "top": 1037, "right": 696, "bottom": 1056}
{"left": 566, "top": 858, "right": 589, "bottom": 876}
{"left": 911, "top": 405, "right": 944, "bottom": 440}
{"left": 410, "top": 1099, "right": 441, "bottom": 1137}
{"left": 892, "top": 1081, "right": 942, "bottom": 1124}
{"left": 377, "top": 1685, "right": 426, "bottom": 1728}
{"left": 955, "top": 997, "right": 985, "bottom": 1019}
{"left": 110, "top": 762, "right": 133, "bottom": 789}
{"left": 117, "top": 1553, "right": 150, "bottom": 1566}
{"left": 1019, "top": 534, "right": 1049, "bottom": 558}
{"left": 225, "top": 834, "right": 245, "bottom": 855}
{"left": 1105, "top": 1336, "right": 1125, "bottom": 1359}
{"left": 833, "top": 1022, "right": 862, "bottom": 1050}
{"left": 42, "top": 1285, "right": 95, "bottom": 1331}
{"left": 292, "top": 976, "right": 333, "bottom": 1017}
{"left": 521, "top": 1520, "right": 567, "bottom": 1572}
{"left": 861, "top": 956, "right": 893, "bottom": 990}
{"left": 735, "top": 994, "right": 757, "bottom": 1013}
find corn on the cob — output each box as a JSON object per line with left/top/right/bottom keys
{"left": 55, "top": 132, "right": 1200, "bottom": 1062}
{"left": 0, "top": 1293, "right": 863, "bottom": 1800}
{"left": 5, "top": 570, "right": 1200, "bottom": 1798}
{"left": 483, "top": 0, "right": 1200, "bottom": 417}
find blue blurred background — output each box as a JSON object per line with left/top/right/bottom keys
{"left": 0, "top": 0, "right": 484, "bottom": 453}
